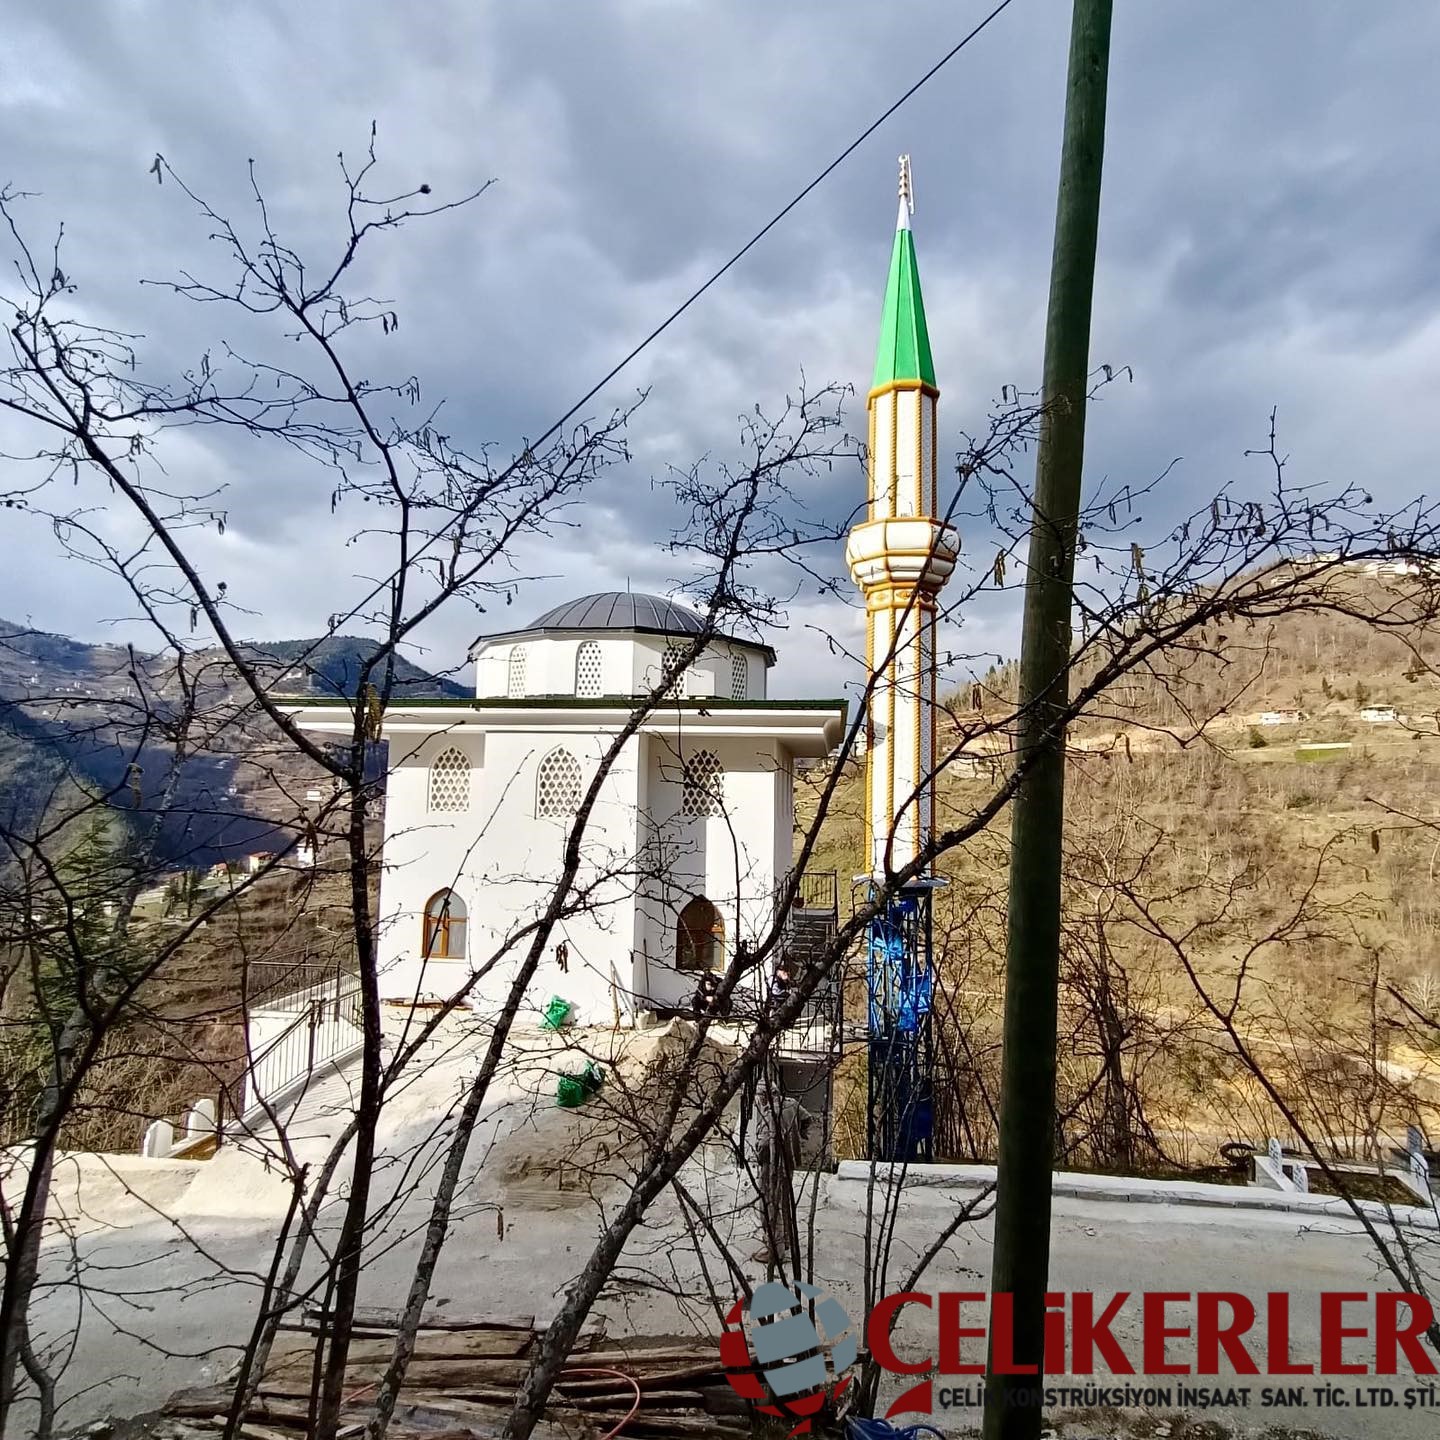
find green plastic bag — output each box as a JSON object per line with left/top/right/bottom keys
{"left": 556, "top": 1061, "right": 604, "bottom": 1108}
{"left": 540, "top": 995, "right": 573, "bottom": 1032}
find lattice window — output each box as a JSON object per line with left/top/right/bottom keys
{"left": 423, "top": 889, "right": 467, "bottom": 959}
{"left": 662, "top": 644, "right": 688, "bottom": 697}
{"left": 575, "top": 641, "right": 602, "bottom": 699}
{"left": 428, "top": 747, "right": 470, "bottom": 813}
{"left": 536, "top": 746, "right": 581, "bottom": 819}
{"left": 730, "top": 653, "right": 748, "bottom": 701}
{"left": 682, "top": 749, "right": 723, "bottom": 818}
{"left": 507, "top": 646, "right": 528, "bottom": 698}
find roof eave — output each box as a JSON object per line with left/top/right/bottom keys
{"left": 468, "top": 625, "right": 778, "bottom": 665}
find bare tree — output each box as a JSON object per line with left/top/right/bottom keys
{"left": 3, "top": 134, "right": 1440, "bottom": 1440}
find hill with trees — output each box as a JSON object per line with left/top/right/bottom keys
{"left": 805, "top": 569, "right": 1440, "bottom": 1173}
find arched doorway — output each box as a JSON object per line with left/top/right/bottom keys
{"left": 676, "top": 896, "right": 724, "bottom": 972}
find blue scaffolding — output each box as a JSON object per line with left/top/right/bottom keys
{"left": 865, "top": 881, "right": 936, "bottom": 1162}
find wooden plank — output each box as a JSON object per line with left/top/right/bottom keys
{"left": 563, "top": 1345, "right": 714, "bottom": 1369}
{"left": 562, "top": 1388, "right": 705, "bottom": 1410}
{"left": 616, "top": 1414, "right": 747, "bottom": 1438}
{"left": 557, "top": 1365, "right": 726, "bottom": 1395}
{"left": 300, "top": 1302, "right": 537, "bottom": 1333}
{"left": 260, "top": 1358, "right": 529, "bottom": 1392}
{"left": 390, "top": 1393, "right": 596, "bottom": 1440}
{"left": 166, "top": 1388, "right": 597, "bottom": 1440}
{"left": 265, "top": 1330, "right": 532, "bottom": 1368}
{"left": 165, "top": 1391, "right": 360, "bottom": 1428}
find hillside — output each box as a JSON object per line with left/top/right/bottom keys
{"left": 0, "top": 620, "right": 465, "bottom": 869}
{"left": 9, "top": 583, "right": 1440, "bottom": 1165}
{"left": 804, "top": 574, "right": 1440, "bottom": 1170}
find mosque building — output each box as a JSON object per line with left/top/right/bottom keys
{"left": 289, "top": 591, "right": 845, "bottom": 1020}
{"left": 290, "top": 161, "right": 948, "bottom": 1062}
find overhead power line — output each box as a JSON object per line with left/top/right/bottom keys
{"left": 531, "top": 0, "right": 1021, "bottom": 451}
{"left": 319, "top": 0, "right": 1021, "bottom": 646}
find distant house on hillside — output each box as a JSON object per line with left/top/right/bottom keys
{"left": 1359, "top": 705, "right": 1398, "bottom": 724}
{"left": 1258, "top": 709, "right": 1302, "bottom": 726}
{"left": 1343, "top": 557, "right": 1438, "bottom": 579}
{"left": 1297, "top": 554, "right": 1438, "bottom": 579}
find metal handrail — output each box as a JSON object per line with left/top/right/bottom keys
{"left": 242, "top": 973, "right": 362, "bottom": 1116}
{"left": 785, "top": 869, "right": 838, "bottom": 915}
{"left": 245, "top": 959, "right": 355, "bottom": 1011}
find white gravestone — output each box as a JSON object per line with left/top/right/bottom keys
{"left": 183, "top": 1098, "right": 217, "bottom": 1140}
{"left": 141, "top": 1119, "right": 174, "bottom": 1158}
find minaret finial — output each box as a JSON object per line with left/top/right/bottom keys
{"left": 898, "top": 154, "right": 913, "bottom": 213}
{"left": 897, "top": 154, "right": 914, "bottom": 230}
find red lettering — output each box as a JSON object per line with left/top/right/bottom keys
{"left": 1143, "top": 1292, "right": 1191, "bottom": 1375}
{"left": 1196, "top": 1292, "right": 1259, "bottom": 1375}
{"left": 1071, "top": 1292, "right": 1133, "bottom": 1375}
{"left": 990, "top": 1292, "right": 1038, "bottom": 1375}
{"left": 938, "top": 1292, "right": 986, "bottom": 1375}
{"left": 1320, "top": 1292, "right": 1368, "bottom": 1375}
{"left": 867, "top": 1292, "right": 933, "bottom": 1376}
{"left": 1266, "top": 1293, "right": 1313, "bottom": 1375}
{"left": 1044, "top": 1292, "right": 1066, "bottom": 1374}
{"left": 1376, "top": 1293, "right": 1438, "bottom": 1376}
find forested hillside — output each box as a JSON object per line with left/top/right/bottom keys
{"left": 806, "top": 572, "right": 1440, "bottom": 1171}
{"left": 0, "top": 621, "right": 460, "bottom": 869}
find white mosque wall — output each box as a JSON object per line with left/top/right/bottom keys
{"left": 631, "top": 734, "right": 789, "bottom": 1010}
{"left": 376, "top": 727, "right": 637, "bottom": 1021}
{"left": 373, "top": 724, "right": 790, "bottom": 1022}
{"left": 473, "top": 634, "right": 765, "bottom": 701}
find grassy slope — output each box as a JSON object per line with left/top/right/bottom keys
{"left": 803, "top": 577, "right": 1440, "bottom": 1166}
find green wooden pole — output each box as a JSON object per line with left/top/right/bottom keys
{"left": 983, "top": 2, "right": 1113, "bottom": 1436}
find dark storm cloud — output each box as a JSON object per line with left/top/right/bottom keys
{"left": 1, "top": 1, "right": 1438, "bottom": 698}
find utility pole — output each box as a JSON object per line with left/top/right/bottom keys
{"left": 983, "top": 3, "right": 1113, "bottom": 1438}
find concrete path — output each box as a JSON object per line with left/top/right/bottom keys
{"left": 19, "top": 1022, "right": 1438, "bottom": 1439}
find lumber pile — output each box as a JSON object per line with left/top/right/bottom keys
{"left": 160, "top": 1307, "right": 750, "bottom": 1439}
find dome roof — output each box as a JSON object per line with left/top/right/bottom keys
{"left": 529, "top": 591, "right": 705, "bottom": 636}
{"left": 472, "top": 590, "right": 774, "bottom": 662}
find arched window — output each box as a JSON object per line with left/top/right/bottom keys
{"left": 507, "top": 646, "right": 528, "bottom": 698}
{"left": 428, "top": 747, "right": 470, "bottom": 812}
{"left": 536, "top": 746, "right": 581, "bottom": 819}
{"left": 730, "top": 653, "right": 748, "bottom": 701}
{"left": 422, "top": 889, "right": 467, "bottom": 960}
{"left": 682, "top": 749, "right": 723, "bottom": 818}
{"left": 676, "top": 895, "right": 724, "bottom": 972}
{"left": 575, "top": 640, "right": 602, "bottom": 698}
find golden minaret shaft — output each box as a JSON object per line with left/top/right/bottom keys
{"left": 845, "top": 157, "right": 958, "bottom": 877}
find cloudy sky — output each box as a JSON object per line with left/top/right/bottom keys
{"left": 1, "top": 1, "right": 1437, "bottom": 697}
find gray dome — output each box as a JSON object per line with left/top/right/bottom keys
{"left": 473, "top": 590, "right": 775, "bottom": 663}
{"left": 529, "top": 591, "right": 705, "bottom": 636}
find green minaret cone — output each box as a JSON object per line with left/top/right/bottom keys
{"left": 871, "top": 208, "right": 936, "bottom": 391}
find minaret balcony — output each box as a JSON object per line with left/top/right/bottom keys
{"left": 845, "top": 517, "right": 958, "bottom": 595}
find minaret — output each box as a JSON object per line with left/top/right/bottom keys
{"left": 845, "top": 157, "right": 958, "bottom": 878}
